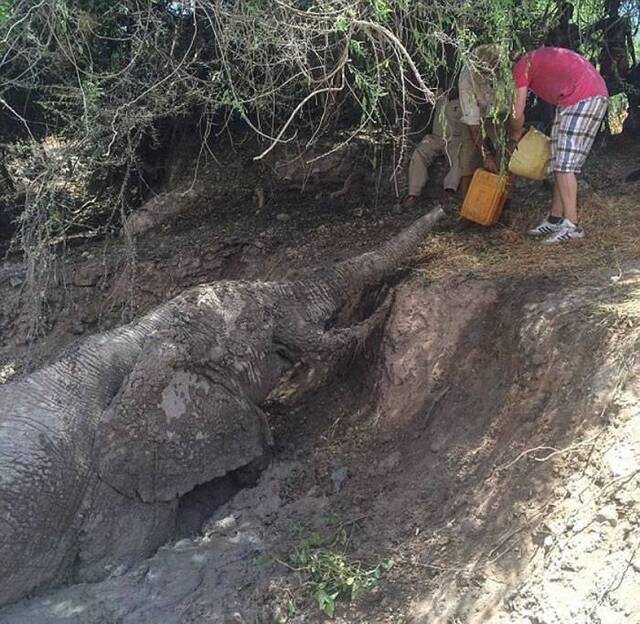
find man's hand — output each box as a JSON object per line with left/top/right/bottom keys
{"left": 484, "top": 154, "right": 498, "bottom": 173}
{"left": 510, "top": 86, "right": 528, "bottom": 141}
{"left": 507, "top": 135, "right": 520, "bottom": 157}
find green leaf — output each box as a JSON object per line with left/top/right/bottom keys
{"left": 316, "top": 588, "right": 336, "bottom": 618}
{"left": 370, "top": 0, "right": 391, "bottom": 19}
{"left": 349, "top": 39, "right": 364, "bottom": 58}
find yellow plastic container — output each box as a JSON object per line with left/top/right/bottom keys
{"left": 508, "top": 127, "right": 551, "bottom": 180}
{"left": 461, "top": 169, "right": 510, "bottom": 226}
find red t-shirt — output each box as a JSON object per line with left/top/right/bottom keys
{"left": 513, "top": 47, "right": 608, "bottom": 107}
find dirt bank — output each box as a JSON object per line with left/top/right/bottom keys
{"left": 2, "top": 264, "right": 639, "bottom": 623}
{"left": 1, "top": 138, "right": 639, "bottom": 623}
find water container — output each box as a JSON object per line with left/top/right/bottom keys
{"left": 508, "top": 127, "right": 551, "bottom": 180}
{"left": 460, "top": 169, "right": 510, "bottom": 226}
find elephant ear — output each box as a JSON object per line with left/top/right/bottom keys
{"left": 96, "top": 330, "right": 272, "bottom": 503}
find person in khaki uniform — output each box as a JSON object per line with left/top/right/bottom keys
{"left": 458, "top": 45, "right": 505, "bottom": 199}
{"left": 403, "top": 94, "right": 463, "bottom": 206}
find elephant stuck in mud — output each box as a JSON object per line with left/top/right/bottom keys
{"left": 0, "top": 207, "right": 443, "bottom": 605}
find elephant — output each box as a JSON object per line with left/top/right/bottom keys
{"left": 0, "top": 207, "right": 443, "bottom": 606}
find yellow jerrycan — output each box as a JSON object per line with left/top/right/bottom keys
{"left": 460, "top": 169, "right": 510, "bottom": 226}
{"left": 508, "top": 127, "right": 551, "bottom": 180}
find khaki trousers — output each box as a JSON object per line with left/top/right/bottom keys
{"left": 459, "top": 122, "right": 504, "bottom": 177}
{"left": 408, "top": 134, "right": 461, "bottom": 196}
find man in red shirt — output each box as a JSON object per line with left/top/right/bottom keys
{"left": 511, "top": 47, "right": 608, "bottom": 243}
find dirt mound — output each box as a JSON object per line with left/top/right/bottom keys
{"left": 357, "top": 269, "right": 640, "bottom": 623}
{"left": 2, "top": 136, "right": 640, "bottom": 622}
{"left": 3, "top": 265, "right": 638, "bottom": 623}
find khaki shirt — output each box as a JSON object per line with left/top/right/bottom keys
{"left": 458, "top": 65, "right": 496, "bottom": 126}
{"left": 433, "top": 98, "right": 463, "bottom": 141}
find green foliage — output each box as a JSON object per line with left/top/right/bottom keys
{"left": 0, "top": 0, "right": 12, "bottom": 25}
{"left": 608, "top": 92, "right": 629, "bottom": 133}
{"left": 369, "top": 0, "right": 391, "bottom": 20}
{"left": 290, "top": 529, "right": 393, "bottom": 618}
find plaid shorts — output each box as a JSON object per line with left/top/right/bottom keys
{"left": 551, "top": 96, "right": 608, "bottom": 173}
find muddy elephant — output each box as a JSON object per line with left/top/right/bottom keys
{"left": 0, "top": 207, "right": 443, "bottom": 605}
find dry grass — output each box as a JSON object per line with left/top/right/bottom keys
{"left": 419, "top": 147, "right": 640, "bottom": 282}
{"left": 599, "top": 279, "right": 640, "bottom": 323}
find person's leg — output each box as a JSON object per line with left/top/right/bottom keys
{"left": 486, "top": 121, "right": 506, "bottom": 171}
{"left": 549, "top": 105, "right": 568, "bottom": 220}
{"left": 528, "top": 107, "right": 566, "bottom": 236}
{"left": 554, "top": 172, "right": 578, "bottom": 223}
{"left": 550, "top": 178, "right": 564, "bottom": 218}
{"left": 460, "top": 175, "right": 472, "bottom": 200}
{"left": 556, "top": 96, "right": 608, "bottom": 222}
{"left": 443, "top": 138, "right": 461, "bottom": 192}
{"left": 405, "top": 135, "right": 442, "bottom": 205}
{"left": 529, "top": 181, "right": 565, "bottom": 236}
{"left": 542, "top": 97, "right": 608, "bottom": 243}
{"left": 458, "top": 125, "right": 482, "bottom": 202}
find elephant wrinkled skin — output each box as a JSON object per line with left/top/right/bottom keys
{"left": 0, "top": 208, "right": 443, "bottom": 605}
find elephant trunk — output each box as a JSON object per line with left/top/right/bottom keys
{"left": 324, "top": 206, "right": 444, "bottom": 300}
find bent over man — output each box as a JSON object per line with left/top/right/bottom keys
{"left": 404, "top": 93, "right": 463, "bottom": 206}
{"left": 511, "top": 47, "right": 608, "bottom": 243}
{"left": 458, "top": 45, "right": 505, "bottom": 199}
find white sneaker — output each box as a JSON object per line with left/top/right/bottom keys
{"left": 528, "top": 217, "right": 564, "bottom": 237}
{"left": 542, "top": 222, "right": 585, "bottom": 244}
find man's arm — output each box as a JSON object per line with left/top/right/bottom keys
{"left": 468, "top": 124, "right": 483, "bottom": 152}
{"left": 510, "top": 86, "right": 528, "bottom": 141}
{"left": 466, "top": 123, "right": 499, "bottom": 173}
{"left": 458, "top": 67, "right": 498, "bottom": 172}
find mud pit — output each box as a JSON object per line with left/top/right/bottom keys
{"left": 2, "top": 136, "right": 640, "bottom": 623}
{"left": 2, "top": 260, "right": 639, "bottom": 623}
